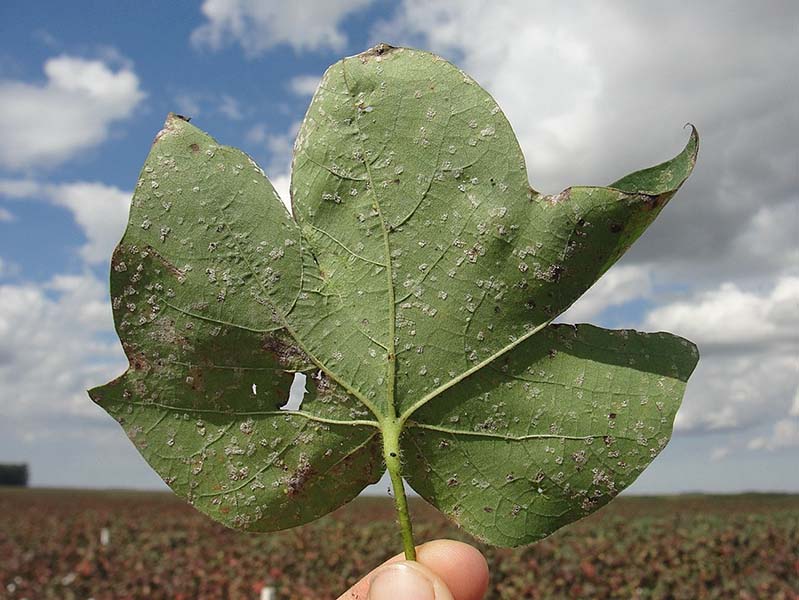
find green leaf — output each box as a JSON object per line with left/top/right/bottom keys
{"left": 403, "top": 324, "right": 698, "bottom": 546}
{"left": 89, "top": 116, "right": 383, "bottom": 531}
{"left": 91, "top": 44, "right": 699, "bottom": 549}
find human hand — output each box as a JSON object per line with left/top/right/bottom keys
{"left": 337, "top": 539, "right": 489, "bottom": 600}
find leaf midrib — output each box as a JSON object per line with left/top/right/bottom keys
{"left": 336, "top": 57, "right": 562, "bottom": 427}
{"left": 340, "top": 59, "right": 398, "bottom": 424}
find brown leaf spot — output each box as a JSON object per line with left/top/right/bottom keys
{"left": 358, "top": 43, "right": 397, "bottom": 63}
{"left": 642, "top": 193, "right": 669, "bottom": 212}
{"left": 286, "top": 454, "right": 315, "bottom": 497}
{"left": 548, "top": 188, "right": 572, "bottom": 205}
{"left": 140, "top": 246, "right": 185, "bottom": 280}
{"left": 542, "top": 264, "right": 564, "bottom": 283}
{"left": 127, "top": 351, "right": 150, "bottom": 372}
{"left": 261, "top": 333, "right": 308, "bottom": 370}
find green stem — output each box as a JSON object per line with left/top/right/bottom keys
{"left": 382, "top": 420, "right": 417, "bottom": 561}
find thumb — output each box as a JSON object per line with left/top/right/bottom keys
{"left": 337, "top": 539, "right": 488, "bottom": 600}
{"left": 368, "top": 561, "right": 453, "bottom": 600}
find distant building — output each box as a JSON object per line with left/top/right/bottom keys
{"left": 0, "top": 463, "right": 29, "bottom": 486}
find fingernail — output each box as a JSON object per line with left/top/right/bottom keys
{"left": 368, "top": 563, "right": 435, "bottom": 600}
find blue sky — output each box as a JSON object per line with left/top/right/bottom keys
{"left": 0, "top": 1, "right": 796, "bottom": 494}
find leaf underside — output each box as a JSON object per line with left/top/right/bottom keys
{"left": 90, "top": 44, "right": 698, "bottom": 547}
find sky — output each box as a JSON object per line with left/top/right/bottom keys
{"left": 0, "top": 0, "right": 796, "bottom": 495}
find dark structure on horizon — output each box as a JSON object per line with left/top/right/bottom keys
{"left": 0, "top": 463, "right": 29, "bottom": 487}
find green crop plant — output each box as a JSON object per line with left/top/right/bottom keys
{"left": 90, "top": 44, "right": 699, "bottom": 560}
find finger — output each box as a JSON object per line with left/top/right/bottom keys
{"left": 337, "top": 539, "right": 489, "bottom": 600}
{"left": 368, "top": 561, "right": 454, "bottom": 600}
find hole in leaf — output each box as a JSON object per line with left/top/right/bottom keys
{"left": 279, "top": 373, "right": 307, "bottom": 411}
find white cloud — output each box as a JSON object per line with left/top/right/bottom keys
{"left": 0, "top": 179, "right": 130, "bottom": 265}
{"left": 53, "top": 183, "right": 131, "bottom": 264}
{"left": 674, "top": 349, "right": 797, "bottom": 432}
{"left": 643, "top": 277, "right": 799, "bottom": 350}
{"left": 245, "top": 123, "right": 267, "bottom": 145}
{"left": 0, "top": 207, "right": 14, "bottom": 222}
{"left": 0, "top": 54, "right": 145, "bottom": 171}
{"left": 174, "top": 92, "right": 245, "bottom": 120}
{"left": 0, "top": 173, "right": 135, "bottom": 484}
{"left": 245, "top": 120, "right": 300, "bottom": 175}
{"left": 192, "top": 0, "right": 373, "bottom": 56}
{"left": 271, "top": 173, "right": 291, "bottom": 212}
{"left": 0, "top": 272, "right": 125, "bottom": 424}
{"left": 288, "top": 74, "right": 321, "bottom": 96}
{"left": 710, "top": 446, "right": 731, "bottom": 462}
{"left": 266, "top": 124, "right": 299, "bottom": 172}
{"left": 218, "top": 94, "right": 243, "bottom": 119}
{"left": 174, "top": 93, "right": 203, "bottom": 117}
{"left": 748, "top": 419, "right": 799, "bottom": 451}
{"left": 559, "top": 265, "right": 652, "bottom": 323}
{"left": 642, "top": 277, "right": 799, "bottom": 433}
{"left": 0, "top": 179, "right": 41, "bottom": 197}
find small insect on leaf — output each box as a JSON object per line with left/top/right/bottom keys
{"left": 90, "top": 44, "right": 699, "bottom": 553}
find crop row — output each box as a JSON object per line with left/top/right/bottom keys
{"left": 1, "top": 489, "right": 797, "bottom": 599}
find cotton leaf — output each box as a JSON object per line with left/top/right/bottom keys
{"left": 90, "top": 45, "right": 699, "bottom": 547}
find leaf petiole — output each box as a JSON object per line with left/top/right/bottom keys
{"left": 381, "top": 418, "right": 417, "bottom": 561}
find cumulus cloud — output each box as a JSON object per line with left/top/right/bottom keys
{"left": 245, "top": 120, "right": 301, "bottom": 176}
{"left": 748, "top": 419, "right": 799, "bottom": 451}
{"left": 173, "top": 92, "right": 245, "bottom": 120}
{"left": 0, "top": 266, "right": 161, "bottom": 486}
{"left": 0, "top": 207, "right": 14, "bottom": 222}
{"left": 0, "top": 179, "right": 130, "bottom": 264}
{"left": 0, "top": 272, "right": 125, "bottom": 424}
{"left": 644, "top": 277, "right": 799, "bottom": 351}
{"left": 641, "top": 277, "right": 799, "bottom": 433}
{"left": 559, "top": 265, "right": 652, "bottom": 323}
{"left": 270, "top": 173, "right": 292, "bottom": 212}
{"left": 0, "top": 54, "right": 145, "bottom": 171}
{"left": 265, "top": 123, "right": 300, "bottom": 172}
{"left": 0, "top": 171, "right": 143, "bottom": 485}
{"left": 192, "top": 0, "right": 373, "bottom": 56}
{"left": 710, "top": 447, "right": 731, "bottom": 462}
{"left": 674, "top": 349, "right": 797, "bottom": 433}
{"left": 174, "top": 93, "right": 203, "bottom": 117}
{"left": 288, "top": 74, "right": 321, "bottom": 96}
{"left": 218, "top": 94, "right": 243, "bottom": 120}
{"left": 0, "top": 173, "right": 140, "bottom": 484}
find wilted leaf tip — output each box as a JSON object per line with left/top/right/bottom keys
{"left": 154, "top": 113, "right": 191, "bottom": 144}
